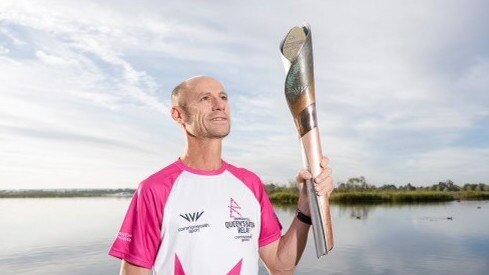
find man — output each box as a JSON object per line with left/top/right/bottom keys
{"left": 109, "top": 76, "right": 334, "bottom": 274}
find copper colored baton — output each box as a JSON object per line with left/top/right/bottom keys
{"left": 280, "top": 23, "right": 334, "bottom": 258}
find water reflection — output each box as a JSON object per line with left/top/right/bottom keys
{"left": 340, "top": 205, "right": 372, "bottom": 220}
{"left": 275, "top": 203, "right": 372, "bottom": 221}
{"left": 290, "top": 201, "right": 489, "bottom": 275}
{"left": 0, "top": 199, "right": 488, "bottom": 275}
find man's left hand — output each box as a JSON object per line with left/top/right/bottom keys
{"left": 296, "top": 156, "right": 334, "bottom": 215}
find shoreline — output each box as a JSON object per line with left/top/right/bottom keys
{"left": 2, "top": 189, "right": 489, "bottom": 204}
{"left": 0, "top": 189, "right": 135, "bottom": 198}
{"left": 270, "top": 191, "right": 489, "bottom": 205}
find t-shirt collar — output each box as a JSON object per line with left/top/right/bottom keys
{"left": 176, "top": 158, "right": 227, "bottom": 175}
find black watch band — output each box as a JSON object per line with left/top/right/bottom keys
{"left": 296, "top": 209, "right": 312, "bottom": 225}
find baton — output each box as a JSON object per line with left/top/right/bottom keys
{"left": 279, "top": 23, "right": 334, "bottom": 258}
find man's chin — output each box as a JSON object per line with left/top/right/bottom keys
{"left": 212, "top": 132, "right": 230, "bottom": 139}
{"left": 210, "top": 128, "right": 231, "bottom": 139}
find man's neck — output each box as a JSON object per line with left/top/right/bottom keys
{"left": 181, "top": 137, "right": 223, "bottom": 171}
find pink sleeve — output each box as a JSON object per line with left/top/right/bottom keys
{"left": 108, "top": 182, "right": 165, "bottom": 268}
{"left": 257, "top": 181, "right": 283, "bottom": 247}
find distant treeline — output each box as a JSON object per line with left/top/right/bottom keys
{"left": 334, "top": 177, "right": 489, "bottom": 192}
{"left": 0, "top": 188, "right": 135, "bottom": 198}
{"left": 266, "top": 177, "right": 489, "bottom": 204}
{"left": 2, "top": 177, "right": 489, "bottom": 203}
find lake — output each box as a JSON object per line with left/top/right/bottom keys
{"left": 1, "top": 198, "right": 488, "bottom": 274}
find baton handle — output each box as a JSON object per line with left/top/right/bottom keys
{"left": 301, "top": 127, "right": 334, "bottom": 257}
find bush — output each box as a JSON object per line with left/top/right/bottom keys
{"left": 269, "top": 192, "right": 299, "bottom": 204}
{"left": 330, "top": 192, "right": 385, "bottom": 203}
{"left": 391, "top": 192, "right": 452, "bottom": 202}
{"left": 455, "top": 191, "right": 489, "bottom": 200}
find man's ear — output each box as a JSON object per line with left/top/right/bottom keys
{"left": 171, "top": 106, "right": 185, "bottom": 124}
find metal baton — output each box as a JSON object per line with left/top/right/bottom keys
{"left": 280, "top": 23, "right": 334, "bottom": 258}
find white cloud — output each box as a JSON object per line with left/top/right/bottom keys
{"left": 36, "top": 50, "right": 78, "bottom": 66}
{"left": 0, "top": 44, "right": 8, "bottom": 54}
{"left": 404, "top": 148, "right": 489, "bottom": 185}
{"left": 0, "top": 0, "right": 488, "bottom": 189}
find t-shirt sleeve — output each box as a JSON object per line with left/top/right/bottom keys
{"left": 108, "top": 183, "right": 165, "bottom": 269}
{"left": 257, "top": 180, "right": 283, "bottom": 247}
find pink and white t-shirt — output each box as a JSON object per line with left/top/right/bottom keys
{"left": 109, "top": 159, "right": 282, "bottom": 274}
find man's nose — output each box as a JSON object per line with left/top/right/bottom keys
{"left": 212, "top": 97, "right": 226, "bottom": 111}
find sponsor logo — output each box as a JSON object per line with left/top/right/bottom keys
{"left": 180, "top": 211, "right": 204, "bottom": 222}
{"left": 178, "top": 210, "right": 209, "bottom": 234}
{"left": 225, "top": 198, "right": 255, "bottom": 242}
{"left": 116, "top": 232, "right": 132, "bottom": 242}
{"left": 178, "top": 223, "right": 210, "bottom": 234}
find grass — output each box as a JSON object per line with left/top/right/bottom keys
{"left": 269, "top": 191, "right": 489, "bottom": 205}
{"left": 331, "top": 192, "right": 453, "bottom": 204}
{"left": 453, "top": 191, "right": 489, "bottom": 200}
{"left": 269, "top": 192, "right": 299, "bottom": 204}
{"left": 2, "top": 189, "right": 489, "bottom": 204}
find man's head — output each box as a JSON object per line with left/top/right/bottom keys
{"left": 171, "top": 76, "right": 231, "bottom": 139}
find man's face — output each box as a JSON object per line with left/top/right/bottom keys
{"left": 179, "top": 78, "right": 231, "bottom": 139}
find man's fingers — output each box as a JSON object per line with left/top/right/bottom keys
{"left": 314, "top": 177, "right": 334, "bottom": 196}
{"left": 314, "top": 167, "right": 332, "bottom": 183}
{"left": 320, "top": 156, "right": 329, "bottom": 168}
{"left": 295, "top": 155, "right": 333, "bottom": 196}
{"left": 297, "top": 156, "right": 332, "bottom": 195}
{"left": 296, "top": 169, "right": 312, "bottom": 182}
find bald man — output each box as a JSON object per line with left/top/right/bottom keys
{"left": 109, "top": 76, "right": 334, "bottom": 274}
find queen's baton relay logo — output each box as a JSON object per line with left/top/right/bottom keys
{"left": 225, "top": 198, "right": 255, "bottom": 242}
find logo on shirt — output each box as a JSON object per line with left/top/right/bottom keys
{"left": 178, "top": 210, "right": 209, "bottom": 234}
{"left": 180, "top": 211, "right": 204, "bottom": 222}
{"left": 225, "top": 198, "right": 255, "bottom": 242}
{"left": 229, "top": 198, "right": 242, "bottom": 218}
{"left": 116, "top": 232, "right": 132, "bottom": 242}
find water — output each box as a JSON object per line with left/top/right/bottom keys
{"left": 1, "top": 198, "right": 488, "bottom": 274}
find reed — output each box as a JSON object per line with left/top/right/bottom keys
{"left": 331, "top": 191, "right": 466, "bottom": 204}
{"left": 454, "top": 191, "right": 489, "bottom": 200}
{"left": 2, "top": 189, "right": 489, "bottom": 204}
{"left": 269, "top": 191, "right": 299, "bottom": 204}
{"left": 389, "top": 192, "right": 453, "bottom": 202}
{"left": 330, "top": 192, "right": 385, "bottom": 203}
{"left": 270, "top": 190, "right": 489, "bottom": 205}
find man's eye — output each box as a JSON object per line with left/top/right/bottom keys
{"left": 201, "top": 96, "right": 210, "bottom": 101}
{"left": 221, "top": 95, "right": 228, "bottom": 100}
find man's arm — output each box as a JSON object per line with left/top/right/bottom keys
{"left": 119, "top": 260, "right": 151, "bottom": 275}
{"left": 259, "top": 157, "right": 333, "bottom": 274}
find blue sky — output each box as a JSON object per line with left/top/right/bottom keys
{"left": 0, "top": 0, "right": 488, "bottom": 189}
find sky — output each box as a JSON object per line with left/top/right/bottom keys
{"left": 0, "top": 0, "right": 488, "bottom": 189}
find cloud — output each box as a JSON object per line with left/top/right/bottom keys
{"left": 0, "top": 44, "right": 9, "bottom": 54}
{"left": 36, "top": 50, "right": 78, "bottom": 66}
{"left": 404, "top": 147, "right": 489, "bottom": 184}
{"left": 0, "top": 0, "right": 488, "bottom": 189}
{"left": 0, "top": 1, "right": 168, "bottom": 113}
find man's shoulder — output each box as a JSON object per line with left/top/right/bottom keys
{"left": 225, "top": 161, "right": 262, "bottom": 182}
{"left": 224, "top": 161, "right": 266, "bottom": 200}
{"left": 138, "top": 160, "right": 184, "bottom": 191}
